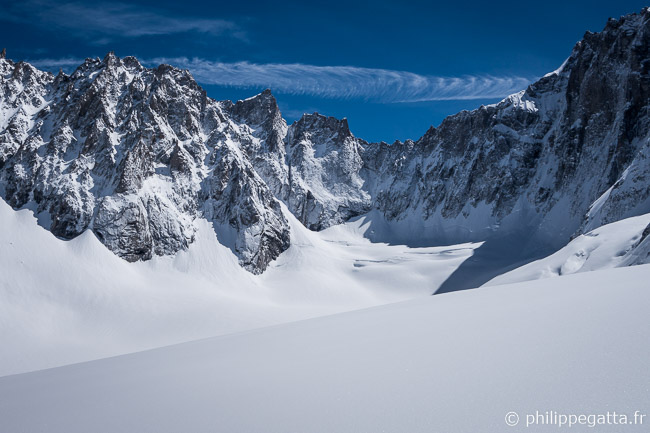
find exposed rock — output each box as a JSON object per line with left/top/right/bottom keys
{"left": 0, "top": 53, "right": 290, "bottom": 272}
{"left": 2, "top": 10, "right": 650, "bottom": 273}
{"left": 285, "top": 113, "right": 370, "bottom": 230}
{"left": 362, "top": 9, "right": 650, "bottom": 251}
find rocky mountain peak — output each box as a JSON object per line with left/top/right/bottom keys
{"left": 0, "top": 52, "right": 291, "bottom": 273}
{"left": 102, "top": 51, "right": 118, "bottom": 66}
{"left": 232, "top": 88, "right": 282, "bottom": 126}
{"left": 291, "top": 113, "right": 354, "bottom": 142}
{"left": 2, "top": 11, "right": 650, "bottom": 274}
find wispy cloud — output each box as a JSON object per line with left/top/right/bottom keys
{"left": 149, "top": 57, "right": 534, "bottom": 102}
{"left": 0, "top": 1, "right": 243, "bottom": 43}
{"left": 28, "top": 58, "right": 86, "bottom": 70}
{"left": 28, "top": 56, "right": 534, "bottom": 103}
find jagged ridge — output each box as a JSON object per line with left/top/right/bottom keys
{"left": 2, "top": 9, "right": 650, "bottom": 273}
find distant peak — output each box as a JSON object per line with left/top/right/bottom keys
{"left": 103, "top": 51, "right": 118, "bottom": 66}
{"left": 295, "top": 112, "right": 353, "bottom": 138}
{"left": 0, "top": 48, "right": 5, "bottom": 59}
{"left": 249, "top": 88, "right": 277, "bottom": 103}
{"left": 245, "top": 88, "right": 277, "bottom": 104}
{"left": 420, "top": 125, "right": 436, "bottom": 140}
{"left": 232, "top": 88, "right": 281, "bottom": 125}
{"left": 122, "top": 56, "right": 143, "bottom": 69}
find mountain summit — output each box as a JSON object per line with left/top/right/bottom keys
{"left": 1, "top": 10, "right": 650, "bottom": 273}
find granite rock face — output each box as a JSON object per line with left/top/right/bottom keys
{"left": 0, "top": 53, "right": 290, "bottom": 273}
{"left": 362, "top": 10, "right": 650, "bottom": 251}
{"left": 284, "top": 113, "right": 370, "bottom": 230}
{"left": 2, "top": 10, "right": 650, "bottom": 272}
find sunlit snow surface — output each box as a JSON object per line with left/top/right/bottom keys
{"left": 2, "top": 195, "right": 650, "bottom": 431}
{"left": 0, "top": 198, "right": 478, "bottom": 376}
{"left": 1, "top": 265, "right": 649, "bottom": 433}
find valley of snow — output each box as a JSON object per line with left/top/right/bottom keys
{"left": 1, "top": 264, "right": 649, "bottom": 433}
{"left": 2, "top": 10, "right": 650, "bottom": 433}
{"left": 2, "top": 194, "right": 650, "bottom": 377}
{"left": 0, "top": 197, "right": 480, "bottom": 376}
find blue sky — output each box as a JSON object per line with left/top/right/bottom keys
{"left": 1, "top": 0, "right": 647, "bottom": 142}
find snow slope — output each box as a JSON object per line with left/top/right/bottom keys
{"left": 1, "top": 265, "right": 648, "bottom": 433}
{"left": 486, "top": 213, "right": 650, "bottom": 286}
{"left": 0, "top": 197, "right": 478, "bottom": 376}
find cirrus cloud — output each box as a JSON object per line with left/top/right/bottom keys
{"left": 148, "top": 57, "right": 534, "bottom": 103}
{"left": 27, "top": 56, "right": 534, "bottom": 103}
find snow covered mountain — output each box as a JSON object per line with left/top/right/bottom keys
{"left": 2, "top": 9, "right": 650, "bottom": 274}
{"left": 362, "top": 10, "right": 650, "bottom": 252}
{"left": 2, "top": 11, "right": 650, "bottom": 430}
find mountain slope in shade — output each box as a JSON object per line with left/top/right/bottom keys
{"left": 485, "top": 213, "right": 650, "bottom": 286}
{"left": 2, "top": 10, "right": 650, "bottom": 274}
{"left": 362, "top": 10, "right": 650, "bottom": 252}
{"left": 1, "top": 264, "right": 648, "bottom": 433}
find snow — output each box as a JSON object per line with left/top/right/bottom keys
{"left": 585, "top": 182, "right": 616, "bottom": 221}
{"left": 484, "top": 90, "right": 537, "bottom": 112}
{"left": 485, "top": 213, "right": 650, "bottom": 286}
{"left": 505, "top": 90, "right": 538, "bottom": 112}
{"left": 2, "top": 19, "right": 650, "bottom": 432}
{"left": 338, "top": 199, "right": 562, "bottom": 292}
{"left": 0, "top": 197, "right": 478, "bottom": 376}
{"left": 1, "top": 264, "right": 648, "bottom": 433}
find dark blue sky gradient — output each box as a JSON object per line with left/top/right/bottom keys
{"left": 1, "top": 0, "right": 647, "bottom": 142}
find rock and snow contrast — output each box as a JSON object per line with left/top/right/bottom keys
{"left": 2, "top": 10, "right": 650, "bottom": 275}
{"left": 2, "top": 8, "right": 650, "bottom": 433}
{"left": 0, "top": 197, "right": 478, "bottom": 376}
